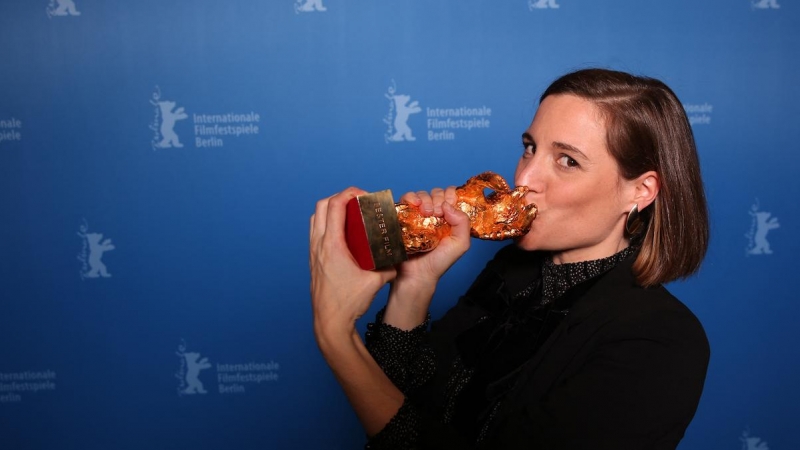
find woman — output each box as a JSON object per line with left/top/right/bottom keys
{"left": 310, "top": 68, "right": 710, "bottom": 449}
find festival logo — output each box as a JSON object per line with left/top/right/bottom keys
{"left": 150, "top": 86, "right": 188, "bottom": 150}
{"left": 174, "top": 339, "right": 280, "bottom": 396}
{"left": 740, "top": 428, "right": 770, "bottom": 450}
{"left": 0, "top": 117, "right": 22, "bottom": 145}
{"left": 529, "top": 0, "right": 560, "bottom": 10}
{"left": 683, "top": 103, "right": 713, "bottom": 126}
{"left": 176, "top": 340, "right": 211, "bottom": 396}
{"left": 384, "top": 80, "right": 422, "bottom": 143}
{"left": 752, "top": 0, "right": 780, "bottom": 10}
{"left": 0, "top": 370, "right": 57, "bottom": 403}
{"left": 745, "top": 199, "right": 780, "bottom": 255}
{"left": 295, "top": 0, "right": 327, "bottom": 13}
{"left": 46, "top": 0, "right": 81, "bottom": 18}
{"left": 383, "top": 80, "right": 493, "bottom": 143}
{"left": 149, "top": 85, "right": 261, "bottom": 150}
{"left": 77, "top": 219, "right": 115, "bottom": 280}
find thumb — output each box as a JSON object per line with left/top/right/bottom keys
{"left": 442, "top": 202, "right": 471, "bottom": 241}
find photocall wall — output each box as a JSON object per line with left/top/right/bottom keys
{"left": 0, "top": 0, "right": 797, "bottom": 449}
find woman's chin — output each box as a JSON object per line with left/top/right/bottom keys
{"left": 513, "top": 234, "right": 539, "bottom": 251}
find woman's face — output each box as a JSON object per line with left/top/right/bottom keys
{"left": 514, "top": 94, "right": 635, "bottom": 263}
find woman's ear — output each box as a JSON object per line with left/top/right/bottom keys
{"left": 633, "top": 171, "right": 660, "bottom": 211}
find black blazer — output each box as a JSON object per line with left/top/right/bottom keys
{"left": 414, "top": 245, "right": 710, "bottom": 449}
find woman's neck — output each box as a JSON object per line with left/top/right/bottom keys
{"left": 550, "top": 237, "right": 631, "bottom": 265}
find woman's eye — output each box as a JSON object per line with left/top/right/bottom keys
{"left": 557, "top": 155, "right": 579, "bottom": 168}
{"left": 522, "top": 143, "right": 535, "bottom": 156}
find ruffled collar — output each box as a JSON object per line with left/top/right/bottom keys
{"left": 541, "top": 245, "right": 636, "bottom": 304}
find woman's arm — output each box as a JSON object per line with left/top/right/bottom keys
{"left": 309, "top": 186, "right": 470, "bottom": 436}
{"left": 310, "top": 188, "right": 403, "bottom": 435}
{"left": 383, "top": 187, "right": 471, "bottom": 330}
{"left": 315, "top": 323, "right": 406, "bottom": 436}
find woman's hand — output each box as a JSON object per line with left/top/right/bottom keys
{"left": 398, "top": 186, "right": 472, "bottom": 283}
{"left": 309, "top": 187, "right": 397, "bottom": 341}
{"left": 383, "top": 186, "right": 472, "bottom": 329}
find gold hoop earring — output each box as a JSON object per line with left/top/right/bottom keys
{"left": 625, "top": 204, "right": 640, "bottom": 235}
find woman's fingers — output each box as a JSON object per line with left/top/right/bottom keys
{"left": 324, "top": 187, "right": 365, "bottom": 240}
{"left": 310, "top": 187, "right": 368, "bottom": 273}
{"left": 399, "top": 191, "right": 421, "bottom": 206}
{"left": 311, "top": 188, "right": 365, "bottom": 245}
{"left": 430, "top": 188, "right": 445, "bottom": 215}
{"left": 444, "top": 186, "right": 458, "bottom": 207}
{"left": 415, "top": 190, "right": 434, "bottom": 215}
{"left": 400, "top": 185, "right": 457, "bottom": 217}
{"left": 311, "top": 195, "right": 332, "bottom": 248}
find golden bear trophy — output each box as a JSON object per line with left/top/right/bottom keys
{"left": 345, "top": 172, "right": 537, "bottom": 270}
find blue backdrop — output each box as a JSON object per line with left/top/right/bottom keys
{"left": 1, "top": 0, "right": 797, "bottom": 449}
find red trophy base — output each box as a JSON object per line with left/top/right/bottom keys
{"left": 345, "top": 190, "right": 408, "bottom": 270}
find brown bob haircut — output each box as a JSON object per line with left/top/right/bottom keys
{"left": 541, "top": 68, "right": 709, "bottom": 287}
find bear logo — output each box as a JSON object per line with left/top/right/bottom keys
{"left": 154, "top": 100, "right": 188, "bottom": 149}
{"left": 77, "top": 229, "right": 115, "bottom": 279}
{"left": 529, "top": 0, "right": 560, "bottom": 10}
{"left": 387, "top": 94, "right": 421, "bottom": 142}
{"left": 46, "top": 0, "right": 81, "bottom": 17}
{"left": 295, "top": 0, "right": 326, "bottom": 13}
{"left": 182, "top": 352, "right": 212, "bottom": 395}
{"left": 752, "top": 0, "right": 780, "bottom": 9}
{"left": 740, "top": 428, "right": 770, "bottom": 450}
{"left": 746, "top": 199, "right": 780, "bottom": 255}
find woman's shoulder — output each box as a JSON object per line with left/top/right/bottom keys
{"left": 573, "top": 259, "right": 708, "bottom": 353}
{"left": 605, "top": 284, "right": 709, "bottom": 354}
{"left": 618, "top": 283, "right": 702, "bottom": 323}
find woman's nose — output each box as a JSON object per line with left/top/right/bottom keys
{"left": 515, "top": 156, "right": 543, "bottom": 193}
